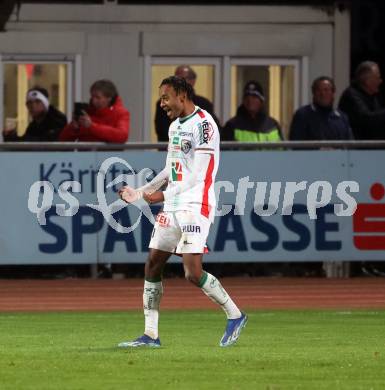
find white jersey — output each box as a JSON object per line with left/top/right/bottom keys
{"left": 163, "top": 106, "right": 220, "bottom": 222}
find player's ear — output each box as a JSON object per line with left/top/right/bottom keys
{"left": 181, "top": 91, "right": 188, "bottom": 102}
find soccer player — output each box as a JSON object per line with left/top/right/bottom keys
{"left": 118, "top": 76, "right": 247, "bottom": 348}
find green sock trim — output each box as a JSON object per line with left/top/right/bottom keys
{"left": 145, "top": 276, "right": 162, "bottom": 283}
{"left": 198, "top": 271, "right": 208, "bottom": 288}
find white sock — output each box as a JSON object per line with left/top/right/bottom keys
{"left": 143, "top": 280, "right": 163, "bottom": 339}
{"left": 199, "top": 271, "right": 242, "bottom": 319}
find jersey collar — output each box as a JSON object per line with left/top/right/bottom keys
{"left": 179, "top": 106, "right": 199, "bottom": 124}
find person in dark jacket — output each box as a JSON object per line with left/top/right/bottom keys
{"left": 338, "top": 61, "right": 385, "bottom": 140}
{"left": 3, "top": 87, "right": 67, "bottom": 142}
{"left": 290, "top": 76, "right": 353, "bottom": 140}
{"left": 59, "top": 79, "right": 129, "bottom": 143}
{"left": 154, "top": 65, "right": 220, "bottom": 141}
{"left": 221, "top": 80, "right": 282, "bottom": 142}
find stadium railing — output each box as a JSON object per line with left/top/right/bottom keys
{"left": 1, "top": 140, "right": 385, "bottom": 151}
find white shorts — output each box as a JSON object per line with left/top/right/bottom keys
{"left": 149, "top": 210, "right": 211, "bottom": 254}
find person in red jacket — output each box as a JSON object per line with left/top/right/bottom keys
{"left": 59, "top": 79, "right": 129, "bottom": 143}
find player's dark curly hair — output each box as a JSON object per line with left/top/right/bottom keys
{"left": 160, "top": 76, "right": 194, "bottom": 100}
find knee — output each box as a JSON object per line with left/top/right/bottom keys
{"left": 145, "top": 255, "right": 159, "bottom": 275}
{"left": 184, "top": 270, "right": 201, "bottom": 286}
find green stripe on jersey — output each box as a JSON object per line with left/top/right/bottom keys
{"left": 179, "top": 107, "right": 199, "bottom": 124}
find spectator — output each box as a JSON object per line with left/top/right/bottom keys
{"left": 338, "top": 61, "right": 385, "bottom": 139}
{"left": 3, "top": 87, "right": 67, "bottom": 142}
{"left": 289, "top": 76, "right": 353, "bottom": 140}
{"left": 154, "top": 65, "right": 220, "bottom": 141}
{"left": 221, "top": 80, "right": 282, "bottom": 142}
{"left": 60, "top": 79, "right": 129, "bottom": 143}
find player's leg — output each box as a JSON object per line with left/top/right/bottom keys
{"left": 182, "top": 253, "right": 242, "bottom": 318}
{"left": 118, "top": 212, "right": 179, "bottom": 348}
{"left": 182, "top": 253, "right": 247, "bottom": 347}
{"left": 118, "top": 248, "right": 170, "bottom": 348}
{"left": 143, "top": 248, "right": 171, "bottom": 340}
{"left": 177, "top": 209, "right": 247, "bottom": 346}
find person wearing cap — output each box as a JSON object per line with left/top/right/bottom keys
{"left": 154, "top": 65, "right": 220, "bottom": 141}
{"left": 3, "top": 87, "right": 67, "bottom": 142}
{"left": 221, "top": 81, "right": 282, "bottom": 142}
{"left": 289, "top": 76, "right": 353, "bottom": 141}
{"left": 59, "top": 79, "right": 129, "bottom": 143}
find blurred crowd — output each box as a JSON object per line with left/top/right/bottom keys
{"left": 3, "top": 61, "right": 385, "bottom": 143}
{"left": 3, "top": 79, "right": 130, "bottom": 144}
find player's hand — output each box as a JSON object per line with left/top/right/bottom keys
{"left": 143, "top": 191, "right": 164, "bottom": 204}
{"left": 119, "top": 186, "right": 142, "bottom": 203}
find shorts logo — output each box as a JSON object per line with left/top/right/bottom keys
{"left": 182, "top": 225, "right": 201, "bottom": 233}
{"left": 171, "top": 161, "right": 183, "bottom": 181}
{"left": 181, "top": 139, "right": 192, "bottom": 154}
{"left": 198, "top": 120, "right": 214, "bottom": 145}
{"left": 156, "top": 212, "right": 170, "bottom": 227}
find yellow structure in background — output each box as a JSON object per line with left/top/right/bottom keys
{"left": 268, "top": 65, "right": 281, "bottom": 124}
{"left": 17, "top": 65, "right": 28, "bottom": 135}
{"left": 151, "top": 65, "right": 214, "bottom": 142}
{"left": 230, "top": 66, "right": 238, "bottom": 118}
{"left": 58, "top": 64, "right": 66, "bottom": 114}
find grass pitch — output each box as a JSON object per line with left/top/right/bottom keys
{"left": 0, "top": 310, "right": 384, "bottom": 390}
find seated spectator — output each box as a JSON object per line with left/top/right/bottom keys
{"left": 289, "top": 76, "right": 353, "bottom": 140}
{"left": 338, "top": 61, "right": 385, "bottom": 139}
{"left": 60, "top": 79, "right": 129, "bottom": 143}
{"left": 155, "top": 65, "right": 220, "bottom": 141}
{"left": 221, "top": 81, "right": 282, "bottom": 142}
{"left": 3, "top": 87, "right": 67, "bottom": 142}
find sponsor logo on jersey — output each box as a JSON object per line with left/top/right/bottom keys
{"left": 181, "top": 139, "right": 192, "bottom": 154}
{"left": 169, "top": 151, "right": 182, "bottom": 158}
{"left": 172, "top": 136, "right": 180, "bottom": 145}
{"left": 198, "top": 120, "right": 214, "bottom": 145}
{"left": 179, "top": 132, "right": 193, "bottom": 137}
{"left": 171, "top": 161, "right": 183, "bottom": 181}
{"left": 182, "top": 224, "right": 201, "bottom": 233}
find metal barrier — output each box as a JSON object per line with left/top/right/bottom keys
{"left": 1, "top": 140, "right": 385, "bottom": 151}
